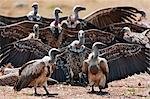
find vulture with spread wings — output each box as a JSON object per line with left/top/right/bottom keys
{"left": 82, "top": 42, "right": 150, "bottom": 93}
{"left": 100, "top": 22, "right": 150, "bottom": 47}
{"left": 0, "top": 24, "right": 51, "bottom": 67}
{"left": 0, "top": 21, "right": 45, "bottom": 48}
{"left": 0, "top": 7, "right": 64, "bottom": 48}
{"left": 0, "top": 2, "right": 67, "bottom": 26}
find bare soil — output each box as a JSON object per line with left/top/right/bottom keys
{"left": 0, "top": 73, "right": 149, "bottom": 99}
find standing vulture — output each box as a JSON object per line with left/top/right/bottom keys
{"left": 14, "top": 48, "right": 61, "bottom": 96}
{"left": 82, "top": 42, "right": 150, "bottom": 93}
{"left": 52, "top": 30, "right": 91, "bottom": 84}
{"left": 0, "top": 24, "right": 51, "bottom": 67}
{"left": 82, "top": 42, "right": 109, "bottom": 93}
{"left": 0, "top": 2, "right": 67, "bottom": 26}
{"left": 84, "top": 7, "right": 144, "bottom": 29}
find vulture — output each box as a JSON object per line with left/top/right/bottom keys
{"left": 84, "top": 6, "right": 144, "bottom": 29}
{"left": 82, "top": 42, "right": 109, "bottom": 93}
{"left": 0, "top": 2, "right": 67, "bottom": 26}
{"left": 52, "top": 30, "right": 108, "bottom": 85}
{"left": 13, "top": 48, "right": 61, "bottom": 96}
{"left": 82, "top": 42, "right": 150, "bottom": 93}
{"left": 52, "top": 30, "right": 90, "bottom": 84}
{"left": 0, "top": 7, "right": 63, "bottom": 48}
{"left": 0, "top": 24, "right": 51, "bottom": 67}
{"left": 121, "top": 27, "right": 150, "bottom": 48}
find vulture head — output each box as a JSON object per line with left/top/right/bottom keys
{"left": 121, "top": 27, "right": 131, "bottom": 33}
{"left": 32, "top": 2, "right": 38, "bottom": 15}
{"left": 48, "top": 48, "right": 61, "bottom": 63}
{"left": 69, "top": 30, "right": 85, "bottom": 52}
{"left": 33, "top": 24, "right": 39, "bottom": 39}
{"left": 54, "top": 7, "right": 63, "bottom": 16}
{"left": 71, "top": 5, "right": 86, "bottom": 21}
{"left": 73, "top": 5, "right": 86, "bottom": 13}
{"left": 78, "top": 30, "right": 85, "bottom": 45}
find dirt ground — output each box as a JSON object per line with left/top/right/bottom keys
{"left": 0, "top": 73, "right": 149, "bottom": 99}
{"left": 0, "top": 0, "right": 150, "bottom": 99}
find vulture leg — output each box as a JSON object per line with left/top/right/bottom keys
{"left": 43, "top": 86, "right": 50, "bottom": 95}
{"left": 34, "top": 85, "right": 40, "bottom": 96}
{"left": 91, "top": 85, "right": 95, "bottom": 93}
{"left": 98, "top": 86, "right": 109, "bottom": 95}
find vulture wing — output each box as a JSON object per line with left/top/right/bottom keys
{"left": 99, "top": 43, "right": 150, "bottom": 83}
{"left": 14, "top": 60, "right": 45, "bottom": 91}
{"left": 101, "top": 22, "right": 149, "bottom": 35}
{"left": 60, "top": 29, "right": 115, "bottom": 48}
{"left": 41, "top": 16, "right": 68, "bottom": 26}
{"left": 84, "top": 7, "right": 143, "bottom": 29}
{"left": 84, "top": 29, "right": 115, "bottom": 48}
{"left": 0, "top": 21, "right": 46, "bottom": 48}
{"left": 39, "top": 27, "right": 60, "bottom": 48}
{"left": 0, "top": 15, "right": 29, "bottom": 26}
{"left": 0, "top": 39, "right": 51, "bottom": 68}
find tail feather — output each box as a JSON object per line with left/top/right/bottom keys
{"left": 13, "top": 76, "right": 31, "bottom": 91}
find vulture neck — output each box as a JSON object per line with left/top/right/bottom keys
{"left": 72, "top": 10, "right": 79, "bottom": 21}
{"left": 92, "top": 46, "right": 99, "bottom": 59}
{"left": 54, "top": 12, "right": 60, "bottom": 26}
{"left": 34, "top": 28, "right": 39, "bottom": 39}
{"left": 78, "top": 35, "right": 85, "bottom": 45}
{"left": 49, "top": 55, "right": 56, "bottom": 63}
{"left": 33, "top": 7, "right": 38, "bottom": 16}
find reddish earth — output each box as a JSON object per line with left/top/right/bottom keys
{"left": 0, "top": 73, "right": 149, "bottom": 99}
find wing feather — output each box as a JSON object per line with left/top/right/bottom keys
{"left": 84, "top": 7, "right": 143, "bottom": 29}
{"left": 0, "top": 39, "right": 51, "bottom": 67}
{"left": 14, "top": 61, "right": 45, "bottom": 91}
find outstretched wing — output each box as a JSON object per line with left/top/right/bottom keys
{"left": 84, "top": 29, "right": 115, "bottom": 48}
{"left": 60, "top": 29, "right": 115, "bottom": 48}
{"left": 84, "top": 7, "right": 143, "bottom": 29}
{"left": 0, "top": 15, "right": 28, "bottom": 26}
{"left": 99, "top": 43, "right": 150, "bottom": 83}
{"left": 0, "top": 21, "right": 46, "bottom": 48}
{"left": 0, "top": 39, "right": 51, "bottom": 67}
{"left": 39, "top": 27, "right": 61, "bottom": 48}
{"left": 101, "top": 22, "right": 149, "bottom": 35}
{"left": 41, "top": 16, "right": 68, "bottom": 26}
{"left": 14, "top": 60, "right": 45, "bottom": 91}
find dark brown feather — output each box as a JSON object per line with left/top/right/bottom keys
{"left": 84, "top": 7, "right": 143, "bottom": 29}
{"left": 98, "top": 43, "right": 150, "bottom": 82}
